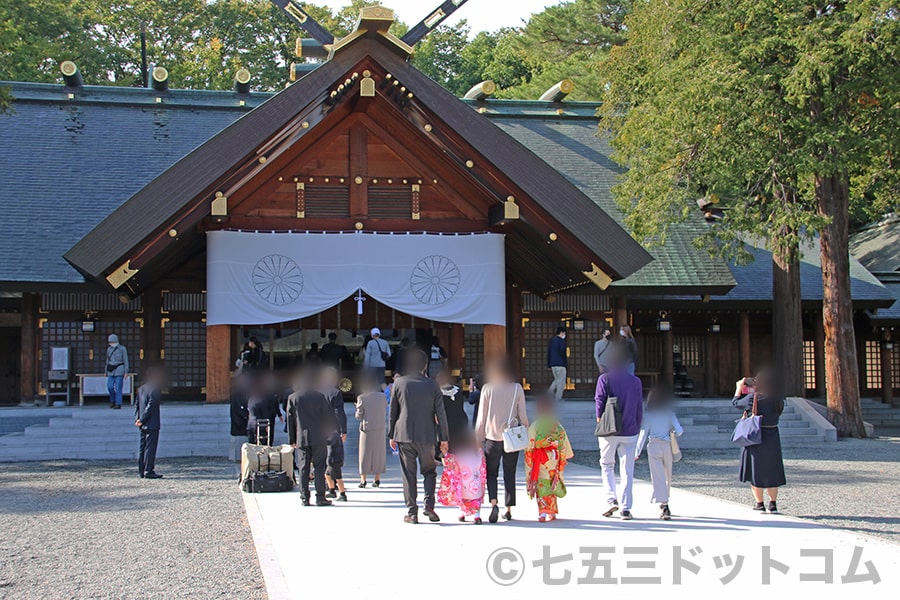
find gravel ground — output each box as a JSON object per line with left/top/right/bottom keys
{"left": 571, "top": 433, "right": 900, "bottom": 545}
{"left": 0, "top": 458, "right": 265, "bottom": 600}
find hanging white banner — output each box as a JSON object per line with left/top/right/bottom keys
{"left": 206, "top": 230, "right": 506, "bottom": 326}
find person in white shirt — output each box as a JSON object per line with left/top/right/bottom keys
{"left": 636, "top": 384, "right": 684, "bottom": 520}
{"left": 593, "top": 327, "right": 613, "bottom": 374}
{"left": 363, "top": 328, "right": 391, "bottom": 386}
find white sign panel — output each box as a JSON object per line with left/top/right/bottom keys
{"left": 206, "top": 231, "right": 506, "bottom": 326}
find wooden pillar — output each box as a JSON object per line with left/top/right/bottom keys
{"left": 268, "top": 327, "right": 275, "bottom": 371}
{"left": 19, "top": 293, "right": 38, "bottom": 403}
{"left": 508, "top": 287, "right": 524, "bottom": 380}
{"left": 738, "top": 311, "right": 751, "bottom": 376}
{"left": 143, "top": 288, "right": 162, "bottom": 370}
{"left": 613, "top": 296, "right": 628, "bottom": 332}
{"left": 483, "top": 324, "right": 507, "bottom": 366}
{"left": 881, "top": 333, "right": 894, "bottom": 405}
{"left": 663, "top": 327, "right": 674, "bottom": 385}
{"left": 448, "top": 323, "right": 463, "bottom": 375}
{"left": 206, "top": 324, "right": 231, "bottom": 403}
{"left": 704, "top": 332, "right": 715, "bottom": 396}
{"left": 814, "top": 313, "right": 826, "bottom": 397}
{"left": 349, "top": 123, "right": 368, "bottom": 218}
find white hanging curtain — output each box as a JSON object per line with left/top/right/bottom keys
{"left": 206, "top": 230, "right": 506, "bottom": 326}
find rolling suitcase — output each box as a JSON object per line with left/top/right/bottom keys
{"left": 240, "top": 421, "right": 295, "bottom": 492}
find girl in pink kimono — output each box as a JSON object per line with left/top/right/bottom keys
{"left": 438, "top": 432, "right": 486, "bottom": 524}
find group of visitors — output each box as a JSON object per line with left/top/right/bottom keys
{"left": 119, "top": 316, "right": 786, "bottom": 522}
{"left": 546, "top": 324, "right": 638, "bottom": 402}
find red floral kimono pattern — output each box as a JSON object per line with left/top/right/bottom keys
{"left": 524, "top": 416, "right": 574, "bottom": 516}
{"left": 438, "top": 449, "right": 486, "bottom": 515}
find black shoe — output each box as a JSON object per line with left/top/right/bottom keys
{"left": 620, "top": 510, "right": 633, "bottom": 520}
{"left": 503, "top": 510, "right": 513, "bottom": 521}
{"left": 767, "top": 501, "right": 778, "bottom": 514}
{"left": 660, "top": 505, "right": 671, "bottom": 520}
{"left": 404, "top": 514, "right": 418, "bottom": 524}
{"left": 326, "top": 489, "right": 337, "bottom": 498}
{"left": 458, "top": 515, "right": 466, "bottom": 523}
{"left": 113, "top": 405, "right": 121, "bottom": 410}
{"left": 315, "top": 498, "right": 333, "bottom": 507}
{"left": 358, "top": 481, "right": 367, "bottom": 488}
{"left": 423, "top": 508, "right": 440, "bottom": 522}
{"left": 602, "top": 501, "right": 619, "bottom": 518}
{"left": 301, "top": 498, "right": 311, "bottom": 507}
{"left": 474, "top": 517, "right": 483, "bottom": 525}
{"left": 110, "top": 403, "right": 116, "bottom": 409}
{"left": 338, "top": 492, "right": 348, "bottom": 502}
{"left": 139, "top": 472, "right": 145, "bottom": 479}
{"left": 373, "top": 480, "right": 380, "bottom": 488}
{"left": 144, "top": 472, "right": 163, "bottom": 479}
{"left": 489, "top": 505, "right": 500, "bottom": 523}
{"left": 753, "top": 502, "right": 766, "bottom": 512}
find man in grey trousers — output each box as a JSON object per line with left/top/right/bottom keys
{"left": 389, "top": 349, "right": 449, "bottom": 524}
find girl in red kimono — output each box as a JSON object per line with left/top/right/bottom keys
{"left": 525, "top": 394, "right": 574, "bottom": 522}
{"left": 438, "top": 431, "right": 486, "bottom": 523}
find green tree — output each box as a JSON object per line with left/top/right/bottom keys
{"left": 599, "top": 0, "right": 900, "bottom": 436}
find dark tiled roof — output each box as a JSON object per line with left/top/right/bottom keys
{"left": 488, "top": 117, "right": 735, "bottom": 294}
{"left": 867, "top": 279, "right": 900, "bottom": 324}
{"left": 0, "top": 82, "right": 263, "bottom": 284}
{"left": 631, "top": 241, "right": 895, "bottom": 307}
{"left": 849, "top": 215, "right": 900, "bottom": 274}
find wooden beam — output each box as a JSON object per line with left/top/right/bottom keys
{"left": 880, "top": 333, "right": 893, "bottom": 405}
{"left": 814, "top": 313, "right": 825, "bottom": 396}
{"left": 212, "top": 216, "right": 486, "bottom": 232}
{"left": 143, "top": 288, "right": 162, "bottom": 368}
{"left": 663, "top": 327, "right": 674, "bottom": 386}
{"left": 508, "top": 286, "right": 524, "bottom": 382}
{"left": 613, "top": 296, "right": 628, "bottom": 333}
{"left": 20, "top": 293, "right": 38, "bottom": 403}
{"left": 205, "top": 324, "right": 231, "bottom": 403}
{"left": 449, "top": 323, "right": 464, "bottom": 377}
{"left": 704, "top": 332, "right": 715, "bottom": 396}
{"left": 349, "top": 122, "right": 368, "bottom": 218}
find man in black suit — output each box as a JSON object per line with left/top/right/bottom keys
{"left": 135, "top": 366, "right": 163, "bottom": 479}
{"left": 389, "top": 350, "right": 449, "bottom": 524}
{"left": 287, "top": 371, "right": 339, "bottom": 507}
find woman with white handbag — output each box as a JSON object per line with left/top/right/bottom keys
{"left": 475, "top": 359, "right": 529, "bottom": 523}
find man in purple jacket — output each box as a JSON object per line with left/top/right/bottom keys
{"left": 595, "top": 347, "right": 644, "bottom": 520}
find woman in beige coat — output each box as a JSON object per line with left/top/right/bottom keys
{"left": 355, "top": 378, "right": 387, "bottom": 487}
{"left": 475, "top": 359, "right": 529, "bottom": 523}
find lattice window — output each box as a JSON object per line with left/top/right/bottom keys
{"left": 305, "top": 185, "right": 350, "bottom": 218}
{"left": 40, "top": 320, "right": 142, "bottom": 387}
{"left": 673, "top": 335, "right": 703, "bottom": 368}
{"left": 893, "top": 347, "right": 900, "bottom": 389}
{"left": 162, "top": 321, "right": 206, "bottom": 390}
{"left": 640, "top": 333, "right": 663, "bottom": 371}
{"left": 864, "top": 340, "right": 881, "bottom": 389}
{"left": 803, "top": 340, "right": 817, "bottom": 390}
{"left": 368, "top": 186, "right": 412, "bottom": 219}
{"left": 463, "top": 325, "right": 484, "bottom": 384}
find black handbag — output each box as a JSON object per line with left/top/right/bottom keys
{"left": 243, "top": 471, "right": 294, "bottom": 493}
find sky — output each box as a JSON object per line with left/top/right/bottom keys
{"left": 320, "top": 1, "right": 566, "bottom": 34}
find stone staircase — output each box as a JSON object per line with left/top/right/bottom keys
{"left": 0, "top": 405, "right": 232, "bottom": 462}
{"left": 555, "top": 399, "right": 828, "bottom": 451}
{"left": 808, "top": 397, "right": 900, "bottom": 430}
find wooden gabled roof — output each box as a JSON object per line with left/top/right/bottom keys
{"left": 65, "top": 33, "right": 652, "bottom": 296}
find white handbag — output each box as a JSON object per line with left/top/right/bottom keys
{"left": 501, "top": 384, "right": 529, "bottom": 453}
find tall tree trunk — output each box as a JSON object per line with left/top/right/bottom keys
{"left": 772, "top": 232, "right": 804, "bottom": 397}
{"left": 816, "top": 172, "right": 866, "bottom": 437}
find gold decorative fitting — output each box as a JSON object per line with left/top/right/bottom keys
{"left": 345, "top": 79, "right": 352, "bottom": 87}
{"left": 258, "top": 156, "right": 267, "bottom": 164}
{"left": 67, "top": 93, "right": 75, "bottom": 100}
{"left": 354, "top": 222, "right": 364, "bottom": 230}
{"left": 106, "top": 261, "right": 139, "bottom": 289}
{"left": 403, "top": 179, "right": 408, "bottom": 184}
{"left": 407, "top": 93, "right": 413, "bottom": 99}
{"left": 239, "top": 100, "right": 245, "bottom": 106}
{"left": 385, "top": 73, "right": 393, "bottom": 80}
{"left": 583, "top": 263, "right": 613, "bottom": 291}
{"left": 477, "top": 106, "right": 486, "bottom": 113}
{"left": 432, "top": 179, "right": 438, "bottom": 184}
{"left": 465, "top": 160, "right": 474, "bottom": 168}
{"left": 372, "top": 178, "right": 378, "bottom": 184}
{"left": 301, "top": 121, "right": 309, "bottom": 128}
{"left": 324, "top": 177, "right": 329, "bottom": 183}
{"left": 387, "top": 179, "right": 392, "bottom": 184}
{"left": 296, "top": 182, "right": 305, "bottom": 190}
{"left": 155, "top": 97, "right": 162, "bottom": 103}
{"left": 362, "top": 70, "right": 371, "bottom": 77}
{"left": 340, "top": 178, "right": 345, "bottom": 183}
{"left": 507, "top": 195, "right": 516, "bottom": 203}
{"left": 424, "top": 124, "right": 432, "bottom": 132}
{"left": 278, "top": 176, "right": 283, "bottom": 181}
{"left": 60, "top": 61, "right": 78, "bottom": 77}
{"left": 169, "top": 229, "right": 178, "bottom": 238}
{"left": 549, "top": 232, "right": 558, "bottom": 241}
{"left": 309, "top": 177, "right": 314, "bottom": 182}
{"left": 352, "top": 72, "right": 359, "bottom": 80}
{"left": 360, "top": 77, "right": 375, "bottom": 97}
{"left": 411, "top": 184, "right": 421, "bottom": 192}
{"left": 235, "top": 68, "right": 251, "bottom": 85}
{"left": 211, "top": 194, "right": 227, "bottom": 217}
{"left": 354, "top": 176, "right": 363, "bottom": 184}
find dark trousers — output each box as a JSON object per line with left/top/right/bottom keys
{"left": 139, "top": 429, "right": 159, "bottom": 475}
{"left": 398, "top": 442, "right": 438, "bottom": 515}
{"left": 297, "top": 445, "right": 327, "bottom": 501}
{"left": 484, "top": 439, "right": 518, "bottom": 506}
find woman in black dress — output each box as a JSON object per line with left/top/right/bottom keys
{"left": 436, "top": 368, "right": 470, "bottom": 453}
{"left": 732, "top": 369, "right": 786, "bottom": 513}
